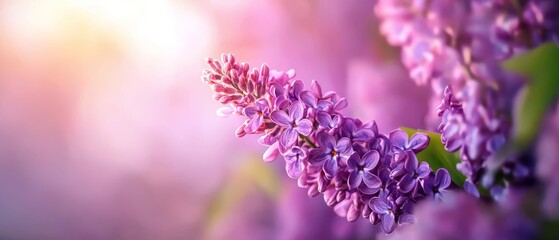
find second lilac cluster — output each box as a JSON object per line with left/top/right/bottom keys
{"left": 374, "top": 0, "right": 558, "bottom": 197}
{"left": 202, "top": 53, "right": 451, "bottom": 233}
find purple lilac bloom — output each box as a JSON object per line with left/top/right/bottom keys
{"left": 202, "top": 53, "right": 444, "bottom": 233}
{"left": 424, "top": 168, "right": 452, "bottom": 201}
{"left": 374, "top": 0, "right": 558, "bottom": 196}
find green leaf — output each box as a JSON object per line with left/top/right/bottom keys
{"left": 488, "top": 42, "right": 559, "bottom": 171}
{"left": 503, "top": 42, "right": 559, "bottom": 148}
{"left": 402, "top": 127, "right": 466, "bottom": 186}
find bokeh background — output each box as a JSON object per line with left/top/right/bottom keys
{"left": 0, "top": 0, "right": 432, "bottom": 239}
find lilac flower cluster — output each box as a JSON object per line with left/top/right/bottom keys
{"left": 374, "top": 0, "right": 558, "bottom": 195}
{"left": 201, "top": 53, "right": 451, "bottom": 233}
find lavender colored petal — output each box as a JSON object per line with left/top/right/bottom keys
{"left": 363, "top": 173, "right": 382, "bottom": 189}
{"left": 308, "top": 149, "right": 330, "bottom": 165}
{"left": 271, "top": 110, "right": 292, "bottom": 127}
{"left": 311, "top": 79, "right": 322, "bottom": 98}
{"left": 381, "top": 213, "right": 396, "bottom": 233}
{"left": 289, "top": 101, "right": 305, "bottom": 121}
{"left": 408, "top": 132, "right": 430, "bottom": 152}
{"left": 317, "top": 132, "right": 336, "bottom": 150}
{"left": 389, "top": 129, "right": 409, "bottom": 150}
{"left": 348, "top": 171, "right": 363, "bottom": 189}
{"left": 363, "top": 150, "right": 380, "bottom": 170}
{"left": 281, "top": 128, "right": 298, "bottom": 149}
{"left": 399, "top": 174, "right": 416, "bottom": 193}
{"left": 416, "top": 161, "right": 431, "bottom": 178}
{"left": 334, "top": 98, "right": 348, "bottom": 110}
{"left": 370, "top": 198, "right": 390, "bottom": 214}
{"left": 353, "top": 128, "right": 375, "bottom": 142}
{"left": 317, "top": 100, "right": 331, "bottom": 110}
{"left": 295, "top": 119, "right": 313, "bottom": 136}
{"left": 246, "top": 116, "right": 263, "bottom": 133}
{"left": 347, "top": 153, "right": 361, "bottom": 170}
{"left": 404, "top": 152, "right": 419, "bottom": 172}
{"left": 336, "top": 137, "right": 353, "bottom": 157}
{"left": 464, "top": 179, "right": 480, "bottom": 198}
{"left": 286, "top": 160, "right": 304, "bottom": 179}
{"left": 299, "top": 91, "right": 317, "bottom": 108}
{"left": 316, "top": 111, "right": 333, "bottom": 128}
{"left": 243, "top": 106, "right": 259, "bottom": 117}
{"left": 323, "top": 158, "right": 339, "bottom": 177}
{"left": 435, "top": 168, "right": 451, "bottom": 189}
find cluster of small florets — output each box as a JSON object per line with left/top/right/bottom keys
{"left": 374, "top": 0, "right": 557, "bottom": 196}
{"left": 202, "top": 53, "right": 451, "bottom": 233}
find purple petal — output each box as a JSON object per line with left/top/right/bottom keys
{"left": 317, "top": 100, "right": 331, "bottom": 110}
{"left": 370, "top": 198, "right": 389, "bottom": 214}
{"left": 353, "top": 128, "right": 375, "bottom": 142}
{"left": 311, "top": 79, "right": 322, "bottom": 98}
{"left": 286, "top": 160, "right": 304, "bottom": 179}
{"left": 434, "top": 168, "right": 451, "bottom": 189}
{"left": 362, "top": 150, "right": 380, "bottom": 170}
{"left": 308, "top": 149, "right": 330, "bottom": 165}
{"left": 263, "top": 142, "right": 279, "bottom": 162}
{"left": 408, "top": 132, "right": 430, "bottom": 152}
{"left": 398, "top": 214, "right": 416, "bottom": 224}
{"left": 398, "top": 174, "right": 417, "bottom": 193}
{"left": 317, "top": 132, "right": 336, "bottom": 150}
{"left": 464, "top": 179, "right": 480, "bottom": 198}
{"left": 289, "top": 101, "right": 305, "bottom": 121}
{"left": 363, "top": 173, "right": 382, "bottom": 189}
{"left": 381, "top": 213, "right": 396, "bottom": 233}
{"left": 243, "top": 106, "right": 259, "bottom": 117}
{"left": 316, "top": 111, "right": 333, "bottom": 128}
{"left": 335, "top": 137, "right": 353, "bottom": 157}
{"left": 291, "top": 80, "right": 304, "bottom": 98}
{"left": 270, "top": 110, "right": 292, "bottom": 127}
{"left": 389, "top": 129, "right": 409, "bottom": 150}
{"left": 323, "top": 158, "right": 338, "bottom": 177}
{"left": 348, "top": 171, "right": 363, "bottom": 189}
{"left": 340, "top": 119, "right": 356, "bottom": 137}
{"left": 416, "top": 161, "right": 431, "bottom": 178}
{"left": 404, "top": 152, "right": 419, "bottom": 172}
{"left": 334, "top": 98, "right": 348, "bottom": 110}
{"left": 281, "top": 128, "right": 297, "bottom": 149}
{"left": 347, "top": 153, "right": 361, "bottom": 170}
{"left": 299, "top": 91, "right": 317, "bottom": 108}
{"left": 295, "top": 119, "right": 313, "bottom": 136}
{"left": 245, "top": 116, "right": 263, "bottom": 133}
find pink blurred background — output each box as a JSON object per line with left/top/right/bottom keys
{"left": 0, "top": 0, "right": 430, "bottom": 239}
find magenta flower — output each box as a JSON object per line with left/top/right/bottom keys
{"left": 270, "top": 101, "right": 313, "bottom": 149}
{"left": 283, "top": 146, "right": 307, "bottom": 179}
{"left": 242, "top": 99, "right": 269, "bottom": 133}
{"left": 424, "top": 168, "right": 451, "bottom": 201}
{"left": 347, "top": 151, "right": 382, "bottom": 192}
{"left": 370, "top": 197, "right": 397, "bottom": 234}
{"left": 398, "top": 152, "right": 431, "bottom": 193}
{"left": 308, "top": 132, "right": 352, "bottom": 177}
{"left": 389, "top": 129, "right": 430, "bottom": 153}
